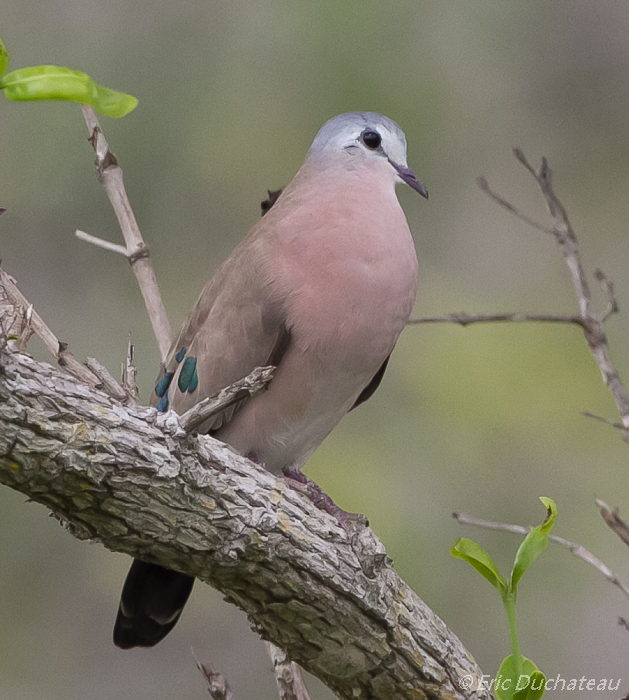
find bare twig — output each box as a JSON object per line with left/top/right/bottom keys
{"left": 1, "top": 268, "right": 64, "bottom": 356}
{"left": 265, "top": 642, "right": 311, "bottom": 700}
{"left": 179, "top": 366, "right": 275, "bottom": 433}
{"left": 15, "top": 303, "right": 34, "bottom": 352}
{"left": 195, "top": 659, "right": 234, "bottom": 700}
{"left": 477, "top": 176, "right": 553, "bottom": 235}
{"left": 84, "top": 357, "right": 127, "bottom": 402}
{"left": 0, "top": 279, "right": 22, "bottom": 351}
{"left": 80, "top": 106, "right": 172, "bottom": 362}
{"left": 478, "top": 150, "right": 629, "bottom": 435}
{"left": 121, "top": 335, "right": 140, "bottom": 404}
{"left": 408, "top": 312, "right": 586, "bottom": 328}
{"left": 595, "top": 268, "right": 619, "bottom": 323}
{"left": 454, "top": 511, "right": 629, "bottom": 602}
{"left": 0, "top": 268, "right": 143, "bottom": 404}
{"left": 0, "top": 267, "right": 100, "bottom": 387}
{"left": 597, "top": 500, "right": 629, "bottom": 548}
{"left": 582, "top": 412, "right": 625, "bottom": 430}
{"left": 75, "top": 229, "right": 129, "bottom": 256}
{"left": 454, "top": 512, "right": 529, "bottom": 536}
{"left": 513, "top": 149, "right": 592, "bottom": 316}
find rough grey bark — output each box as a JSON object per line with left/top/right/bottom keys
{"left": 0, "top": 347, "right": 489, "bottom": 700}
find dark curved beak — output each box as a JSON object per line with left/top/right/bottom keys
{"left": 390, "top": 160, "right": 428, "bottom": 199}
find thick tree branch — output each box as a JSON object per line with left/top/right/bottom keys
{"left": 0, "top": 348, "right": 489, "bottom": 700}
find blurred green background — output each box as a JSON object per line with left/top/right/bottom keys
{"left": 2, "top": 1, "right": 629, "bottom": 698}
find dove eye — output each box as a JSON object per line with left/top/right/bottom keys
{"left": 361, "top": 130, "right": 381, "bottom": 150}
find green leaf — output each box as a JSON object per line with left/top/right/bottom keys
{"left": 514, "top": 672, "right": 546, "bottom": 700}
{"left": 511, "top": 497, "right": 557, "bottom": 587}
{"left": 0, "top": 38, "right": 9, "bottom": 76}
{"left": 495, "top": 656, "right": 546, "bottom": 700}
{"left": 0, "top": 65, "right": 138, "bottom": 118}
{"left": 451, "top": 538, "right": 507, "bottom": 592}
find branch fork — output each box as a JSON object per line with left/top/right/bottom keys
{"left": 77, "top": 106, "right": 172, "bottom": 362}
{"left": 413, "top": 148, "right": 629, "bottom": 437}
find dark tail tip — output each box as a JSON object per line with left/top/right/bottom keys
{"left": 113, "top": 559, "right": 195, "bottom": 649}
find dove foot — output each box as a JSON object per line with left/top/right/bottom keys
{"left": 282, "top": 469, "right": 369, "bottom": 531}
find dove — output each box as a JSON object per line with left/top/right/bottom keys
{"left": 113, "top": 112, "right": 427, "bottom": 649}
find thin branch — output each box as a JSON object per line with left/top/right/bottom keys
{"left": 121, "top": 335, "right": 140, "bottom": 404}
{"left": 15, "top": 303, "right": 34, "bottom": 352}
{"left": 454, "top": 511, "right": 629, "bottom": 602}
{"left": 1, "top": 267, "right": 64, "bottom": 355}
{"left": 84, "top": 356, "right": 127, "bottom": 402}
{"left": 513, "top": 150, "right": 592, "bottom": 315}
{"left": 596, "top": 500, "right": 629, "bottom": 548}
{"left": 454, "top": 512, "right": 529, "bottom": 536}
{"left": 582, "top": 412, "right": 625, "bottom": 431}
{"left": 195, "top": 658, "right": 234, "bottom": 700}
{"left": 179, "top": 366, "right": 275, "bottom": 433}
{"left": 75, "top": 229, "right": 129, "bottom": 256}
{"left": 476, "top": 176, "right": 553, "bottom": 235}
{"left": 595, "top": 268, "right": 619, "bottom": 323}
{"left": 478, "top": 151, "right": 629, "bottom": 434}
{"left": 0, "top": 266, "right": 101, "bottom": 387}
{"left": 80, "top": 106, "right": 172, "bottom": 362}
{"left": 408, "top": 312, "right": 586, "bottom": 328}
{"left": 1, "top": 269, "right": 140, "bottom": 405}
{"left": 265, "top": 642, "right": 311, "bottom": 700}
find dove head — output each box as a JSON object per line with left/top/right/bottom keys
{"left": 307, "top": 112, "right": 428, "bottom": 198}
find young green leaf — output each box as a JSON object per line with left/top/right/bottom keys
{"left": 511, "top": 497, "right": 557, "bottom": 588}
{"left": 451, "top": 538, "right": 507, "bottom": 592}
{"left": 513, "top": 671, "right": 546, "bottom": 700}
{"left": 495, "top": 655, "right": 545, "bottom": 700}
{"left": 0, "top": 38, "right": 9, "bottom": 76}
{"left": 0, "top": 65, "right": 138, "bottom": 118}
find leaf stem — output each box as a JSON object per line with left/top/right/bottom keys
{"left": 503, "top": 591, "right": 523, "bottom": 679}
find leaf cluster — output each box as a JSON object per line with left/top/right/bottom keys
{"left": 451, "top": 497, "right": 557, "bottom": 700}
